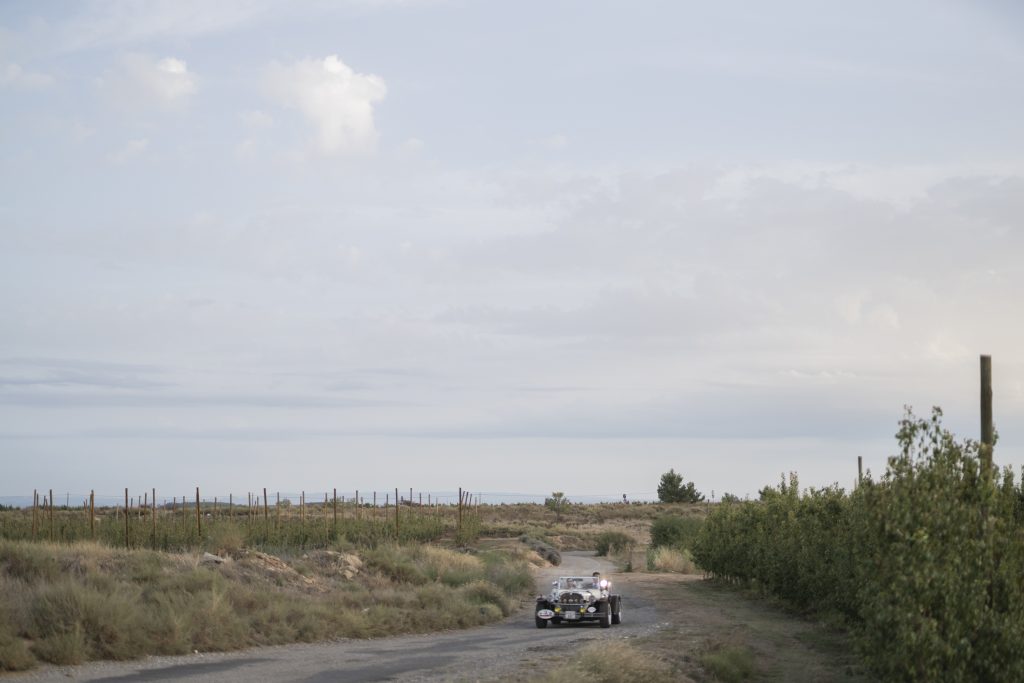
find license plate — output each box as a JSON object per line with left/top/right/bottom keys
{"left": 564, "top": 611, "right": 578, "bottom": 620}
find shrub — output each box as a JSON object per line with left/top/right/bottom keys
{"left": 594, "top": 531, "right": 635, "bottom": 557}
{"left": 0, "top": 621, "right": 33, "bottom": 671}
{"left": 649, "top": 515, "right": 703, "bottom": 550}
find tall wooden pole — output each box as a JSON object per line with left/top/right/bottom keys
{"left": 124, "top": 488, "right": 129, "bottom": 549}
{"left": 981, "top": 355, "right": 994, "bottom": 470}
{"left": 332, "top": 488, "right": 337, "bottom": 534}
{"left": 458, "top": 486, "right": 463, "bottom": 535}
{"left": 152, "top": 488, "right": 156, "bottom": 547}
{"left": 195, "top": 487, "right": 201, "bottom": 538}
{"left": 90, "top": 490, "right": 95, "bottom": 540}
{"left": 857, "top": 456, "right": 863, "bottom": 488}
{"left": 395, "top": 487, "right": 400, "bottom": 538}
{"left": 263, "top": 488, "right": 269, "bottom": 536}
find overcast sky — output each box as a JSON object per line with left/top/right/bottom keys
{"left": 2, "top": 1, "right": 1024, "bottom": 504}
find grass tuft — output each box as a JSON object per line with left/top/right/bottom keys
{"left": 538, "top": 640, "right": 675, "bottom": 682}
{"left": 701, "top": 644, "right": 756, "bottom": 682}
{"left": 647, "top": 546, "right": 698, "bottom": 573}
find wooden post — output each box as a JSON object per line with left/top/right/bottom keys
{"left": 373, "top": 491, "right": 377, "bottom": 518}
{"left": 263, "top": 488, "right": 269, "bottom": 536}
{"left": 152, "top": 488, "right": 156, "bottom": 547}
{"left": 124, "top": 488, "right": 129, "bottom": 549}
{"left": 195, "top": 487, "right": 201, "bottom": 538}
{"left": 32, "top": 489, "right": 37, "bottom": 540}
{"left": 301, "top": 491, "right": 305, "bottom": 527}
{"left": 90, "top": 490, "right": 95, "bottom": 540}
{"left": 229, "top": 493, "right": 233, "bottom": 518}
{"left": 981, "top": 354, "right": 994, "bottom": 470}
{"left": 49, "top": 488, "right": 54, "bottom": 542}
{"left": 332, "top": 488, "right": 337, "bottom": 534}
{"left": 395, "top": 487, "right": 400, "bottom": 538}
{"left": 458, "top": 486, "right": 463, "bottom": 534}
{"left": 276, "top": 491, "right": 280, "bottom": 528}
{"left": 857, "top": 456, "right": 863, "bottom": 488}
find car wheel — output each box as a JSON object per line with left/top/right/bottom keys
{"left": 600, "top": 606, "right": 612, "bottom": 628}
{"left": 612, "top": 603, "right": 622, "bottom": 625}
{"left": 535, "top": 615, "right": 548, "bottom": 628}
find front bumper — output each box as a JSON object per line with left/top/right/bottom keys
{"left": 536, "top": 602, "right": 605, "bottom": 622}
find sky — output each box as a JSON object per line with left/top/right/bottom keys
{"left": 2, "top": 0, "right": 1024, "bottom": 505}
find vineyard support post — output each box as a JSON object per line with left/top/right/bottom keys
{"left": 124, "top": 488, "right": 129, "bottom": 549}
{"left": 196, "top": 487, "right": 201, "bottom": 539}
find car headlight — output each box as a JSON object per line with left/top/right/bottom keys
{"left": 599, "top": 579, "right": 609, "bottom": 589}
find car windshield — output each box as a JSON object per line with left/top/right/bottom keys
{"left": 558, "top": 577, "right": 597, "bottom": 590}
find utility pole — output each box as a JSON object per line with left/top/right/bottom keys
{"left": 981, "top": 355, "right": 994, "bottom": 471}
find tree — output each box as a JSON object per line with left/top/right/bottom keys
{"left": 545, "top": 491, "right": 569, "bottom": 520}
{"left": 657, "top": 469, "right": 705, "bottom": 503}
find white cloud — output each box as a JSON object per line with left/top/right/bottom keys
{"left": 0, "top": 62, "right": 55, "bottom": 89}
{"left": 107, "top": 138, "right": 150, "bottom": 164}
{"left": 101, "top": 54, "right": 196, "bottom": 107}
{"left": 266, "top": 55, "right": 387, "bottom": 155}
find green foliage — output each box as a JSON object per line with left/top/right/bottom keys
{"left": 649, "top": 515, "right": 703, "bottom": 551}
{"left": 544, "top": 492, "right": 569, "bottom": 520}
{"left": 594, "top": 531, "right": 635, "bottom": 557}
{"left": 692, "top": 408, "right": 1024, "bottom": 682}
{"left": 657, "top": 469, "right": 704, "bottom": 503}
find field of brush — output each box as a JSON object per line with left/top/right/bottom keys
{"left": 0, "top": 501, "right": 707, "bottom": 672}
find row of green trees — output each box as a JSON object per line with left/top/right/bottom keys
{"left": 692, "top": 408, "right": 1024, "bottom": 682}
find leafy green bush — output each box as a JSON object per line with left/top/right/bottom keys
{"left": 594, "top": 531, "right": 635, "bottom": 556}
{"left": 649, "top": 515, "right": 703, "bottom": 551}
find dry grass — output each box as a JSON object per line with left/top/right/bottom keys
{"left": 647, "top": 547, "right": 699, "bottom": 573}
{"left": 700, "top": 643, "right": 757, "bottom": 682}
{"left": 0, "top": 539, "right": 533, "bottom": 671}
{"left": 537, "top": 640, "right": 677, "bottom": 683}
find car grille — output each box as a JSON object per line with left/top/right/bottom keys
{"left": 559, "top": 592, "right": 585, "bottom": 604}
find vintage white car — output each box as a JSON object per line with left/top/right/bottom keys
{"left": 535, "top": 575, "right": 622, "bottom": 628}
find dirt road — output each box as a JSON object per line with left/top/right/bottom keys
{"left": 12, "top": 552, "right": 868, "bottom": 682}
